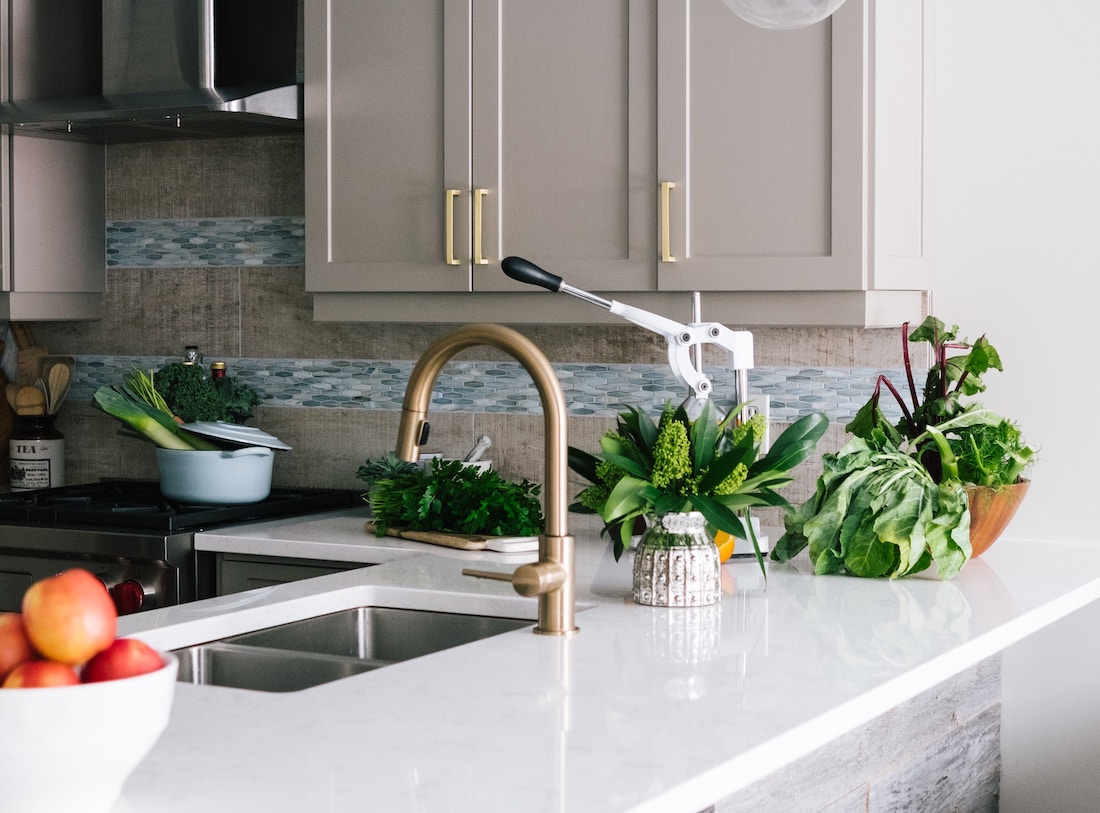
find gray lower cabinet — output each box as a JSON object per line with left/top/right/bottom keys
{"left": 216, "top": 553, "right": 367, "bottom": 596}
{"left": 306, "top": 0, "right": 932, "bottom": 328}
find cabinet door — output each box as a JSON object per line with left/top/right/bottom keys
{"left": 471, "top": 0, "right": 656, "bottom": 293}
{"left": 1, "top": 135, "right": 105, "bottom": 319}
{"left": 305, "top": 0, "right": 473, "bottom": 293}
{"left": 655, "top": 0, "right": 864, "bottom": 291}
{"left": 217, "top": 554, "right": 358, "bottom": 596}
{"left": 306, "top": 0, "right": 657, "bottom": 295}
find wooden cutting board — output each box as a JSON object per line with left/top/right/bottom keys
{"left": 364, "top": 521, "right": 489, "bottom": 550}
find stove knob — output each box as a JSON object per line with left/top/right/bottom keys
{"left": 110, "top": 579, "right": 145, "bottom": 615}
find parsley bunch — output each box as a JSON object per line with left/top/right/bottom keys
{"left": 366, "top": 458, "right": 543, "bottom": 537}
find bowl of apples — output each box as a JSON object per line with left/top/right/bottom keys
{"left": 0, "top": 568, "right": 177, "bottom": 813}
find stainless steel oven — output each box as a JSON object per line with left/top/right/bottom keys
{"left": 0, "top": 482, "right": 358, "bottom": 614}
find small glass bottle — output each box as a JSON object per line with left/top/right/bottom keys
{"left": 9, "top": 415, "right": 65, "bottom": 490}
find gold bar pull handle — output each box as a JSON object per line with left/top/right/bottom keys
{"left": 660, "top": 181, "right": 676, "bottom": 263}
{"left": 473, "top": 187, "right": 489, "bottom": 265}
{"left": 445, "top": 189, "right": 461, "bottom": 265}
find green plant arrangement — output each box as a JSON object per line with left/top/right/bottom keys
{"left": 569, "top": 400, "right": 829, "bottom": 576}
{"left": 772, "top": 316, "right": 1037, "bottom": 580}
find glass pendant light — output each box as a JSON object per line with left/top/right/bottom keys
{"left": 721, "top": 0, "right": 848, "bottom": 30}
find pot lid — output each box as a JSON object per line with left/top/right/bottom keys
{"left": 181, "top": 421, "right": 291, "bottom": 451}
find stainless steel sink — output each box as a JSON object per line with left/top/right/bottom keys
{"left": 174, "top": 606, "right": 531, "bottom": 692}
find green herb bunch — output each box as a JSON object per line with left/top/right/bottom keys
{"left": 772, "top": 316, "right": 1037, "bottom": 580}
{"left": 364, "top": 457, "right": 544, "bottom": 537}
{"left": 569, "top": 400, "right": 828, "bottom": 574}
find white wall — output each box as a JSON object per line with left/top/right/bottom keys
{"left": 931, "top": 2, "right": 1100, "bottom": 809}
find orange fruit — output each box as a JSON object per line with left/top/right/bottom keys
{"left": 714, "top": 531, "right": 736, "bottom": 563}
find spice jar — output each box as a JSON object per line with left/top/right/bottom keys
{"left": 9, "top": 414, "right": 65, "bottom": 490}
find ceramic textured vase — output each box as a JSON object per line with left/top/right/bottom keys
{"left": 632, "top": 511, "right": 721, "bottom": 607}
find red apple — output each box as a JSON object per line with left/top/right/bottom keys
{"left": 2, "top": 659, "right": 79, "bottom": 688}
{"left": 0, "top": 612, "right": 37, "bottom": 682}
{"left": 22, "top": 569, "right": 118, "bottom": 666}
{"left": 81, "top": 638, "right": 164, "bottom": 683}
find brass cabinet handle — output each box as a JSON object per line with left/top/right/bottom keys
{"left": 445, "top": 189, "right": 461, "bottom": 265}
{"left": 473, "top": 187, "right": 489, "bottom": 265}
{"left": 660, "top": 181, "right": 676, "bottom": 263}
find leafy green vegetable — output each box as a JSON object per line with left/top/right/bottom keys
{"left": 845, "top": 316, "right": 1035, "bottom": 485}
{"left": 773, "top": 316, "right": 1036, "bottom": 580}
{"left": 124, "top": 368, "right": 173, "bottom": 415}
{"left": 155, "top": 363, "right": 229, "bottom": 423}
{"left": 215, "top": 376, "right": 262, "bottom": 425}
{"left": 773, "top": 433, "right": 971, "bottom": 579}
{"left": 356, "top": 452, "right": 419, "bottom": 491}
{"left": 368, "top": 458, "right": 544, "bottom": 537}
{"left": 91, "top": 386, "right": 220, "bottom": 451}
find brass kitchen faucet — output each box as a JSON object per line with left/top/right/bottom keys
{"left": 394, "top": 323, "right": 578, "bottom": 637}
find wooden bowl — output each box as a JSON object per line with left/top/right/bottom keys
{"left": 966, "top": 480, "right": 1030, "bottom": 557}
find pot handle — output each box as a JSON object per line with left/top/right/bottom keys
{"left": 223, "top": 446, "right": 274, "bottom": 459}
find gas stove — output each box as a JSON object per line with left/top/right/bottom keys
{"left": 0, "top": 481, "right": 360, "bottom": 614}
{"left": 0, "top": 480, "right": 359, "bottom": 533}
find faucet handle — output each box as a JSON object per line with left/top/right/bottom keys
{"left": 462, "top": 561, "right": 566, "bottom": 598}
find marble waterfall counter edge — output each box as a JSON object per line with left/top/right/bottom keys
{"left": 109, "top": 513, "right": 1100, "bottom": 813}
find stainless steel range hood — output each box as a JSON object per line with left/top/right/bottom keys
{"left": 0, "top": 0, "right": 302, "bottom": 144}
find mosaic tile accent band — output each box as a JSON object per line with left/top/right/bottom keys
{"left": 106, "top": 217, "right": 305, "bottom": 267}
{"left": 93, "top": 218, "right": 908, "bottom": 422}
{"left": 72, "top": 356, "right": 909, "bottom": 423}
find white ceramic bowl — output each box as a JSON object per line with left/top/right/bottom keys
{"left": 0, "top": 653, "right": 177, "bottom": 813}
{"left": 155, "top": 446, "right": 274, "bottom": 503}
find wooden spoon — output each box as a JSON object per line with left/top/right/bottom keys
{"left": 47, "top": 362, "right": 72, "bottom": 414}
{"left": 14, "top": 385, "right": 46, "bottom": 416}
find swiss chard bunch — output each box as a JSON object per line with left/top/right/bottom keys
{"left": 775, "top": 432, "right": 971, "bottom": 579}
{"left": 845, "top": 316, "right": 1034, "bottom": 486}
{"left": 772, "top": 316, "right": 1036, "bottom": 580}
{"left": 569, "top": 400, "right": 828, "bottom": 575}
{"left": 365, "top": 457, "right": 544, "bottom": 538}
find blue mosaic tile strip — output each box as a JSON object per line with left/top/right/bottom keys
{"left": 71, "top": 356, "right": 910, "bottom": 423}
{"left": 106, "top": 217, "right": 305, "bottom": 267}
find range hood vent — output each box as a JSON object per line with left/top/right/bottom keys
{"left": 0, "top": 0, "right": 302, "bottom": 144}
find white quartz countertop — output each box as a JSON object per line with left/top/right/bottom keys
{"left": 109, "top": 509, "right": 1100, "bottom": 812}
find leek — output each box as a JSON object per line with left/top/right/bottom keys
{"left": 91, "top": 386, "right": 219, "bottom": 450}
{"left": 124, "top": 367, "right": 174, "bottom": 416}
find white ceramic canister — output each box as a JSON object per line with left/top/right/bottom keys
{"left": 9, "top": 415, "right": 65, "bottom": 490}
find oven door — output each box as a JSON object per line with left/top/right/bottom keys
{"left": 0, "top": 527, "right": 198, "bottom": 615}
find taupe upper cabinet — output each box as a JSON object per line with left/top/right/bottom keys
{"left": 1, "top": 135, "right": 105, "bottom": 321}
{"left": 307, "top": 0, "right": 930, "bottom": 327}
{"left": 655, "top": 0, "right": 931, "bottom": 294}
{"left": 306, "top": 0, "right": 656, "bottom": 296}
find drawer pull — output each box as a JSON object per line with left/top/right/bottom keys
{"left": 473, "top": 187, "right": 489, "bottom": 265}
{"left": 661, "top": 181, "right": 676, "bottom": 263}
{"left": 445, "top": 189, "right": 461, "bottom": 266}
